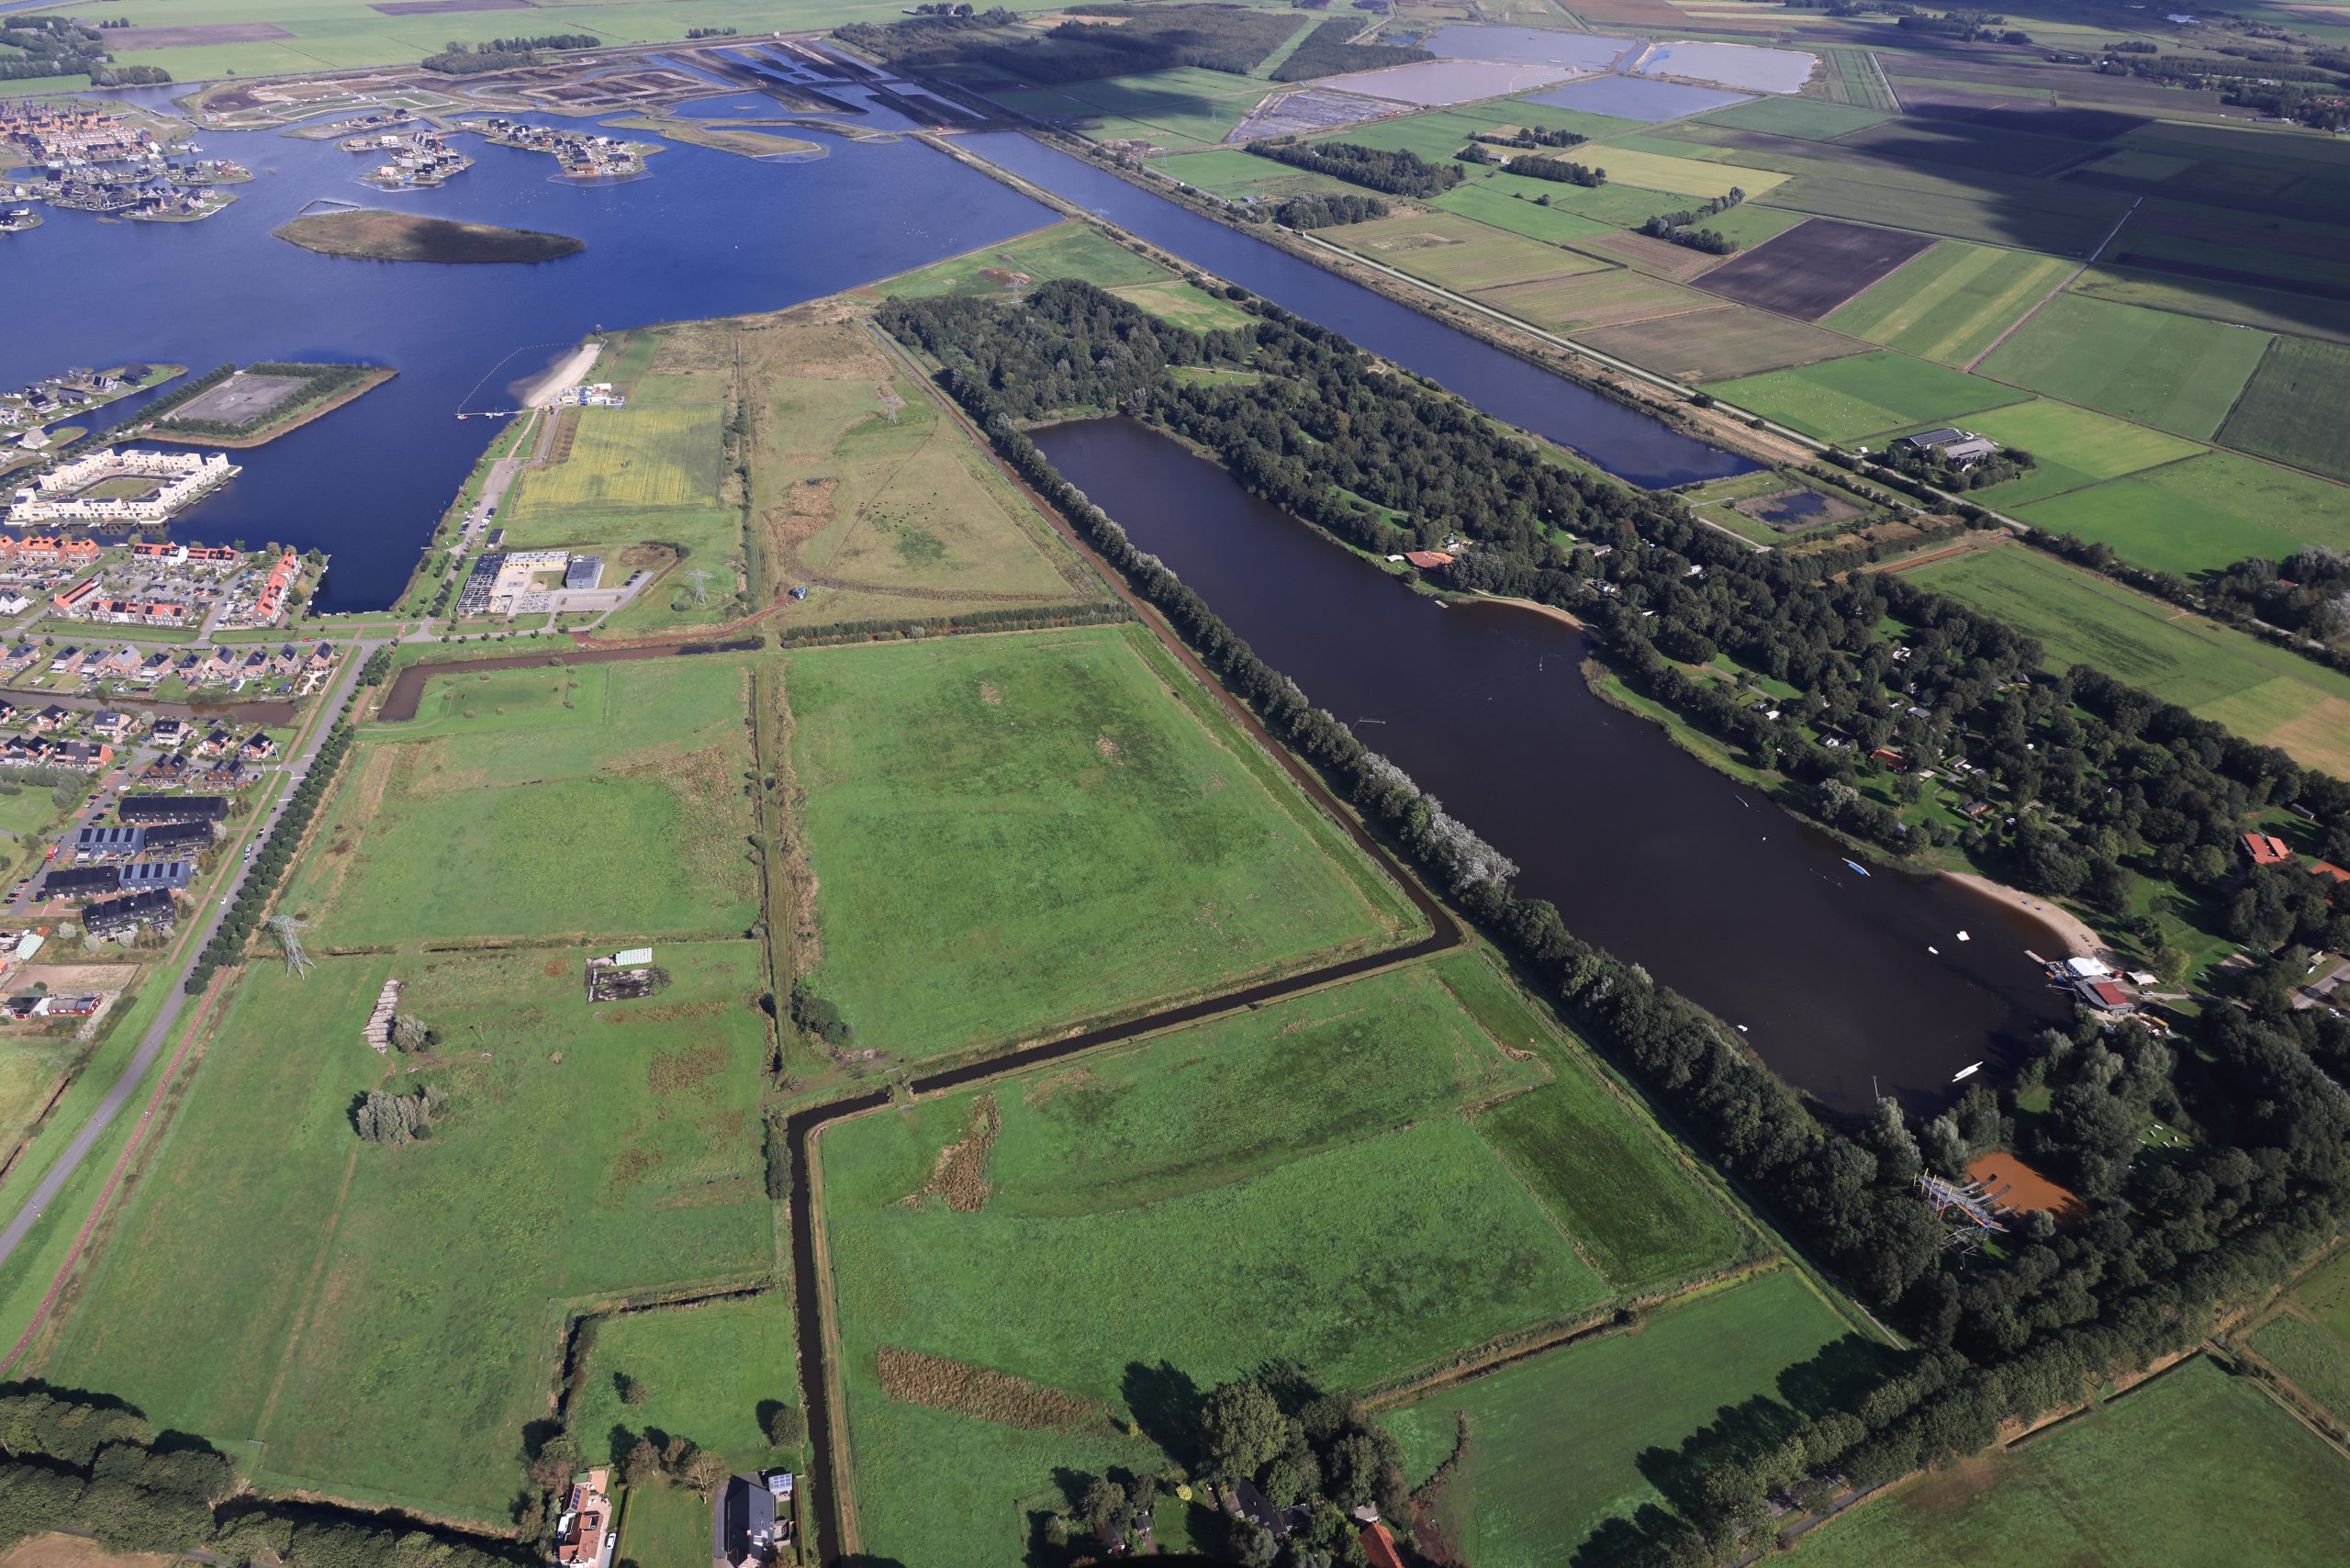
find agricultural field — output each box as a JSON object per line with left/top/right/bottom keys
{"left": 283, "top": 653, "right": 759, "bottom": 946}
{"left": 1442, "top": 165, "right": 1716, "bottom": 228}
{"left": 2217, "top": 334, "right": 2350, "bottom": 484}
{"left": 985, "top": 64, "right": 1280, "bottom": 151}
{"left": 1697, "top": 95, "right": 1893, "bottom": 140}
{"left": 1581, "top": 306, "right": 1867, "bottom": 382}
{"left": 1697, "top": 218, "right": 1936, "bottom": 320}
{"left": 1782, "top": 1358, "right": 2350, "bottom": 1568}
{"left": 568, "top": 1294, "right": 799, "bottom": 1472}
{"left": 1905, "top": 546, "right": 2350, "bottom": 776}
{"left": 2013, "top": 451, "right": 2350, "bottom": 577}
{"left": 1156, "top": 147, "right": 1358, "bottom": 202}
{"left": 1960, "top": 398, "right": 2206, "bottom": 509}
{"left": 1473, "top": 269, "right": 1715, "bottom": 333}
{"left": 1432, "top": 179, "right": 1619, "bottom": 242}
{"left": 1323, "top": 209, "right": 1614, "bottom": 292}
{"left": 784, "top": 625, "right": 1418, "bottom": 1061}
{"left": 1707, "top": 351, "right": 2028, "bottom": 443}
{"left": 1822, "top": 241, "right": 2076, "bottom": 365}
{"left": 45, "top": 943, "right": 776, "bottom": 1523}
{"left": 1976, "top": 294, "right": 2272, "bottom": 441}
{"left": 504, "top": 405, "right": 723, "bottom": 517}
{"left": 1382, "top": 1271, "right": 1874, "bottom": 1568}
{"left": 818, "top": 952, "right": 1736, "bottom": 1565}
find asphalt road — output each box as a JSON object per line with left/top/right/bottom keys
{"left": 0, "top": 643, "right": 375, "bottom": 1269}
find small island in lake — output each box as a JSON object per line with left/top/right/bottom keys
{"left": 271, "top": 208, "right": 583, "bottom": 263}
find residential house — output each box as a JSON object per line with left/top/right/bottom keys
{"left": 83, "top": 887, "right": 173, "bottom": 939}
{"left": 716, "top": 1473, "right": 779, "bottom": 1568}
{"left": 118, "top": 793, "right": 226, "bottom": 825}
{"left": 48, "top": 646, "right": 82, "bottom": 674}
{"left": 138, "top": 820, "right": 213, "bottom": 854}
{"left": 0, "top": 592, "right": 25, "bottom": 616}
{"left": 140, "top": 756, "right": 191, "bottom": 788}
{"left": 0, "top": 644, "right": 35, "bottom": 673}
{"left": 195, "top": 727, "right": 231, "bottom": 759}
{"left": 204, "top": 759, "right": 250, "bottom": 790}
{"left": 150, "top": 717, "right": 185, "bottom": 746}
{"left": 40, "top": 864, "right": 118, "bottom": 899}
{"left": 117, "top": 860, "right": 193, "bottom": 891}
{"left": 1361, "top": 1521, "right": 1407, "bottom": 1568}
{"left": 552, "top": 1469, "right": 616, "bottom": 1568}
{"left": 29, "top": 705, "right": 68, "bottom": 732}
{"left": 73, "top": 824, "right": 141, "bottom": 859}
{"left": 88, "top": 710, "right": 124, "bottom": 735}
{"left": 57, "top": 741, "right": 113, "bottom": 770}
{"left": 269, "top": 643, "right": 300, "bottom": 677}
{"left": 239, "top": 731, "right": 277, "bottom": 762}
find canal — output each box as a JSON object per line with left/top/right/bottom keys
{"left": 957, "top": 129, "right": 1754, "bottom": 490}
{"left": 1033, "top": 416, "right": 2070, "bottom": 1113}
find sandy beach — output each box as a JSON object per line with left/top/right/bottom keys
{"left": 524, "top": 340, "right": 603, "bottom": 409}
{"left": 1943, "top": 870, "right": 2103, "bottom": 958}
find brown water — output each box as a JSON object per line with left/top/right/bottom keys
{"left": 1035, "top": 416, "right": 2071, "bottom": 1115}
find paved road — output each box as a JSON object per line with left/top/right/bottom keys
{"left": 0, "top": 643, "right": 376, "bottom": 1269}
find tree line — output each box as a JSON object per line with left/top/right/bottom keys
{"left": 1505, "top": 152, "right": 1606, "bottom": 186}
{"left": 155, "top": 364, "right": 375, "bottom": 438}
{"left": 420, "top": 38, "right": 599, "bottom": 75}
{"left": 1636, "top": 187, "right": 1747, "bottom": 254}
{"left": 1266, "top": 191, "right": 1388, "bottom": 230}
{"left": 0, "top": 1383, "right": 531, "bottom": 1567}
{"left": 877, "top": 280, "right": 2350, "bottom": 1563}
{"left": 1248, "top": 138, "right": 1464, "bottom": 198}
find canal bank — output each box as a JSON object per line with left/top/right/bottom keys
{"left": 1029, "top": 414, "right": 2070, "bottom": 1114}
{"left": 949, "top": 129, "right": 1755, "bottom": 490}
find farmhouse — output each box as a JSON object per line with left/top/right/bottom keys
{"left": 2243, "top": 832, "right": 2294, "bottom": 866}
{"left": 1894, "top": 427, "right": 2000, "bottom": 469}
{"left": 1362, "top": 1521, "right": 1407, "bottom": 1568}
{"left": 551, "top": 1469, "right": 615, "bottom": 1568}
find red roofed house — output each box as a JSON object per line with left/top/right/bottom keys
{"left": 1402, "top": 550, "right": 1455, "bottom": 571}
{"left": 552, "top": 1467, "right": 615, "bottom": 1568}
{"left": 1361, "top": 1521, "right": 1407, "bottom": 1568}
{"left": 2311, "top": 861, "right": 2350, "bottom": 886}
{"left": 50, "top": 577, "right": 99, "bottom": 614}
{"left": 2243, "top": 833, "right": 2293, "bottom": 867}
{"left": 2080, "top": 979, "right": 2136, "bottom": 1013}
{"left": 252, "top": 549, "right": 299, "bottom": 623}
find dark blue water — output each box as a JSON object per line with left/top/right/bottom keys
{"left": 1036, "top": 417, "right": 2069, "bottom": 1112}
{"left": 957, "top": 131, "right": 1755, "bottom": 489}
{"left": 0, "top": 107, "right": 1052, "bottom": 610}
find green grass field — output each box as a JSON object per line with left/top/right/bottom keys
{"left": 1382, "top": 1271, "right": 1873, "bottom": 1568}
{"left": 820, "top": 958, "right": 1681, "bottom": 1565}
{"left": 2248, "top": 1312, "right": 2350, "bottom": 1428}
{"left": 569, "top": 1295, "right": 799, "bottom": 1472}
{"left": 1325, "top": 208, "right": 1614, "bottom": 292}
{"left": 1783, "top": 1358, "right": 2350, "bottom": 1567}
{"left": 48, "top": 943, "right": 775, "bottom": 1522}
{"left": 877, "top": 220, "right": 1169, "bottom": 298}
{"left": 287, "top": 655, "right": 758, "bottom": 946}
{"left": 0, "top": 1033, "right": 77, "bottom": 1169}
{"left": 1441, "top": 167, "right": 1719, "bottom": 229}
{"left": 1977, "top": 294, "right": 2273, "bottom": 440}
{"left": 1158, "top": 148, "right": 1358, "bottom": 202}
{"left": 2014, "top": 450, "right": 2350, "bottom": 576}
{"left": 1432, "top": 180, "right": 1619, "bottom": 243}
{"left": 1822, "top": 241, "right": 2075, "bottom": 365}
{"left": 1707, "top": 351, "right": 2030, "bottom": 442}
{"left": 615, "top": 1476, "right": 714, "bottom": 1568}
{"left": 1906, "top": 546, "right": 2350, "bottom": 776}
{"left": 785, "top": 626, "right": 1416, "bottom": 1060}
{"left": 2217, "top": 333, "right": 2350, "bottom": 484}
{"left": 1961, "top": 398, "right": 2207, "bottom": 508}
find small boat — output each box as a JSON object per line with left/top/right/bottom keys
{"left": 1843, "top": 859, "right": 1870, "bottom": 877}
{"left": 1952, "top": 1062, "right": 1982, "bottom": 1082}
{"left": 1736, "top": 1025, "right": 1748, "bottom": 1033}
{"left": 1928, "top": 946, "right": 1940, "bottom": 955}
{"left": 1956, "top": 930, "right": 1971, "bottom": 941}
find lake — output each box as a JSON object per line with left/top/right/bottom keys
{"left": 1034, "top": 416, "right": 2071, "bottom": 1114}
{"left": 955, "top": 131, "right": 1755, "bottom": 490}
{"left": 0, "top": 102, "right": 1055, "bottom": 610}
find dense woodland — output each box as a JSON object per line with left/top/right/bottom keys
{"left": 1264, "top": 191, "right": 1389, "bottom": 229}
{"left": 1248, "top": 139, "right": 1463, "bottom": 198}
{"left": 837, "top": 4, "right": 1300, "bottom": 85}
{"left": 879, "top": 280, "right": 2350, "bottom": 1566}
{"left": 0, "top": 17, "right": 169, "bottom": 84}
{"left": 1636, "top": 188, "right": 1748, "bottom": 254}
{"left": 1267, "top": 17, "right": 1432, "bottom": 83}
